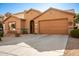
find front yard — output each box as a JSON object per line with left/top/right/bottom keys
{"left": 0, "top": 34, "right": 68, "bottom": 56}
{"left": 64, "top": 37, "right": 79, "bottom": 56}
{"left": 1, "top": 34, "right": 79, "bottom": 56}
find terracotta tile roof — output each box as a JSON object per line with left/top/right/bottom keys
{"left": 14, "top": 11, "right": 25, "bottom": 15}
{"left": 49, "top": 7, "right": 75, "bottom": 15}
{"left": 3, "top": 8, "right": 41, "bottom": 23}
{"left": 13, "top": 8, "right": 41, "bottom": 19}
{"left": 13, "top": 11, "right": 25, "bottom": 19}
{"left": 3, "top": 8, "right": 75, "bottom": 23}
{"left": 32, "top": 7, "right": 75, "bottom": 20}
{"left": 25, "top": 8, "right": 41, "bottom": 14}
{"left": 3, "top": 15, "right": 25, "bottom": 23}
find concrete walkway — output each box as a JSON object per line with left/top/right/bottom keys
{"left": 0, "top": 34, "right": 68, "bottom": 56}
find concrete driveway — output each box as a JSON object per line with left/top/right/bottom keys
{"left": 0, "top": 34, "right": 68, "bottom": 56}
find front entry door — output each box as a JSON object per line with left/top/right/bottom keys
{"left": 30, "top": 20, "right": 34, "bottom": 34}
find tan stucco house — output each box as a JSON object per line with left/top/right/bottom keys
{"left": 3, "top": 8, "right": 75, "bottom": 36}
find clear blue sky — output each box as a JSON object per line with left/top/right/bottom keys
{"left": 0, "top": 3, "right": 79, "bottom": 15}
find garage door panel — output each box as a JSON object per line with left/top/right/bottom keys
{"left": 39, "top": 19, "right": 68, "bottom": 34}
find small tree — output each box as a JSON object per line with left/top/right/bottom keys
{"left": 73, "top": 13, "right": 79, "bottom": 29}
{"left": 0, "top": 15, "right": 3, "bottom": 21}
{"left": 74, "top": 13, "right": 79, "bottom": 23}
{"left": 0, "top": 22, "right": 3, "bottom": 41}
{"left": 5, "top": 12, "right": 12, "bottom": 17}
{"left": 21, "top": 28, "right": 28, "bottom": 34}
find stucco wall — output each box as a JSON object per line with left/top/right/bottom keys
{"left": 24, "top": 10, "right": 41, "bottom": 33}
{"left": 21, "top": 20, "right": 26, "bottom": 29}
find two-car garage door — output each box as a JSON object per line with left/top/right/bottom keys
{"left": 39, "top": 19, "right": 68, "bottom": 34}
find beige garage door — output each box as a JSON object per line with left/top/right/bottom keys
{"left": 39, "top": 19, "right": 68, "bottom": 34}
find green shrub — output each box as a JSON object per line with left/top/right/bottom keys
{"left": 0, "top": 37, "right": 2, "bottom": 41}
{"left": 0, "top": 22, "right": 3, "bottom": 37}
{"left": 0, "top": 23, "right": 3, "bottom": 28}
{"left": 21, "top": 28, "right": 28, "bottom": 34}
{"left": 0, "top": 31, "right": 3, "bottom": 37}
{"left": 70, "top": 29, "right": 79, "bottom": 38}
{"left": 74, "top": 26, "right": 78, "bottom": 29}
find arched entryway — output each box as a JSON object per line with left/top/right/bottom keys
{"left": 30, "top": 20, "right": 34, "bottom": 34}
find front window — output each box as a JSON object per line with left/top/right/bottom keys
{"left": 9, "top": 22, "right": 16, "bottom": 31}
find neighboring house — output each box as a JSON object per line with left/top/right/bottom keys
{"left": 2, "top": 8, "right": 75, "bottom": 36}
